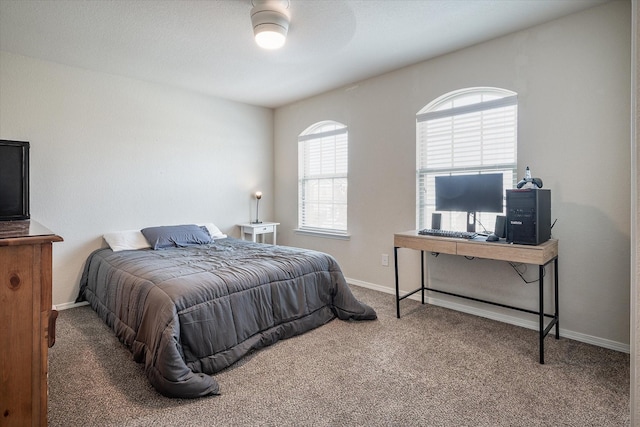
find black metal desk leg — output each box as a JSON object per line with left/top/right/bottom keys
{"left": 421, "top": 250, "right": 425, "bottom": 304}
{"left": 395, "top": 246, "right": 400, "bottom": 319}
{"left": 539, "top": 264, "right": 545, "bottom": 364}
{"left": 555, "top": 257, "right": 560, "bottom": 339}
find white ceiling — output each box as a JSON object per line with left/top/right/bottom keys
{"left": 0, "top": 0, "right": 608, "bottom": 108}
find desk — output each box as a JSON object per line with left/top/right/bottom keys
{"left": 394, "top": 231, "right": 558, "bottom": 364}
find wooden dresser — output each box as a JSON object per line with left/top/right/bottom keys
{"left": 0, "top": 221, "right": 63, "bottom": 427}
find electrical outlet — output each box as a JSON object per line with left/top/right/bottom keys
{"left": 381, "top": 254, "right": 389, "bottom": 267}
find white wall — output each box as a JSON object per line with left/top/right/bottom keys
{"left": 0, "top": 51, "right": 274, "bottom": 306}
{"left": 274, "top": 2, "right": 632, "bottom": 348}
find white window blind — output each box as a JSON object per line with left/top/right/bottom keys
{"left": 416, "top": 88, "right": 518, "bottom": 232}
{"left": 298, "top": 121, "right": 348, "bottom": 234}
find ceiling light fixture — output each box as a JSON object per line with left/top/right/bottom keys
{"left": 251, "top": 0, "right": 290, "bottom": 50}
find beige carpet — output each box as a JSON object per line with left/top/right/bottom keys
{"left": 48, "top": 285, "right": 629, "bottom": 426}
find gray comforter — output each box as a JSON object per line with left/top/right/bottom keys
{"left": 77, "top": 238, "right": 376, "bottom": 398}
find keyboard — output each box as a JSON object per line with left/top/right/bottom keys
{"left": 418, "top": 229, "right": 478, "bottom": 239}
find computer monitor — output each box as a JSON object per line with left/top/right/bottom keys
{"left": 435, "top": 173, "right": 504, "bottom": 232}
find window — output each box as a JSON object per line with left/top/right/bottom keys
{"left": 416, "top": 87, "right": 518, "bottom": 232}
{"left": 298, "top": 121, "right": 348, "bottom": 235}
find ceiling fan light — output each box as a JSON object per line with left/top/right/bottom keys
{"left": 254, "top": 25, "right": 287, "bottom": 49}
{"left": 251, "top": 1, "right": 290, "bottom": 50}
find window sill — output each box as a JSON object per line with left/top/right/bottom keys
{"left": 294, "top": 229, "right": 351, "bottom": 240}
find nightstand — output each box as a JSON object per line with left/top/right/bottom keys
{"left": 237, "top": 222, "right": 280, "bottom": 244}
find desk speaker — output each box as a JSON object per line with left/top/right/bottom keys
{"left": 506, "top": 189, "right": 551, "bottom": 245}
{"left": 431, "top": 213, "right": 441, "bottom": 230}
{"left": 494, "top": 215, "right": 506, "bottom": 238}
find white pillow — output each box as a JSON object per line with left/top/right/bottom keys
{"left": 103, "top": 230, "right": 152, "bottom": 252}
{"left": 199, "top": 223, "right": 227, "bottom": 239}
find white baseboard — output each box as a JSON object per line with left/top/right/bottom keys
{"left": 54, "top": 301, "right": 88, "bottom": 311}
{"left": 346, "top": 277, "right": 631, "bottom": 354}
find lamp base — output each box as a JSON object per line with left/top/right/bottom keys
{"left": 251, "top": 220, "right": 263, "bottom": 224}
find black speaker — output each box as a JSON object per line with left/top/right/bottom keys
{"left": 431, "top": 213, "right": 441, "bottom": 230}
{"left": 494, "top": 215, "right": 506, "bottom": 238}
{"left": 506, "top": 189, "right": 551, "bottom": 245}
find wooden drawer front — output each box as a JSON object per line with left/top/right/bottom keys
{"left": 457, "top": 239, "right": 558, "bottom": 265}
{"left": 394, "top": 234, "right": 457, "bottom": 255}
{"left": 1, "top": 245, "right": 38, "bottom": 426}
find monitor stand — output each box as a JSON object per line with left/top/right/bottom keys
{"left": 467, "top": 212, "right": 476, "bottom": 233}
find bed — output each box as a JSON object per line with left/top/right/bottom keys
{"left": 77, "top": 224, "right": 376, "bottom": 398}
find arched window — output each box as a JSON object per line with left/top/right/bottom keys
{"left": 298, "top": 120, "right": 348, "bottom": 234}
{"left": 416, "top": 87, "right": 518, "bottom": 231}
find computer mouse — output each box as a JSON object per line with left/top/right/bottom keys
{"left": 486, "top": 234, "right": 499, "bottom": 242}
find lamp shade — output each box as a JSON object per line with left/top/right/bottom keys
{"left": 251, "top": 1, "right": 290, "bottom": 50}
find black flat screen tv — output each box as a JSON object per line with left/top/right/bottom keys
{"left": 0, "top": 140, "right": 30, "bottom": 221}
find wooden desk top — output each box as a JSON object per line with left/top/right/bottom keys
{"left": 0, "top": 220, "right": 63, "bottom": 246}
{"left": 394, "top": 230, "right": 558, "bottom": 265}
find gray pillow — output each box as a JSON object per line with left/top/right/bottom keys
{"left": 141, "top": 224, "right": 212, "bottom": 250}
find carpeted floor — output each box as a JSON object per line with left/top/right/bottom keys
{"left": 48, "top": 285, "right": 630, "bottom": 426}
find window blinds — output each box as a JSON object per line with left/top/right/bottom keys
{"left": 417, "top": 95, "right": 517, "bottom": 173}
{"left": 298, "top": 124, "right": 348, "bottom": 233}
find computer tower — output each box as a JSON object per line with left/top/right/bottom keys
{"left": 506, "top": 189, "right": 551, "bottom": 245}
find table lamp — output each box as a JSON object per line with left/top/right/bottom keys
{"left": 252, "top": 191, "right": 263, "bottom": 224}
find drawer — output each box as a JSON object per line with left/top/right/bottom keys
{"left": 253, "top": 225, "right": 274, "bottom": 234}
